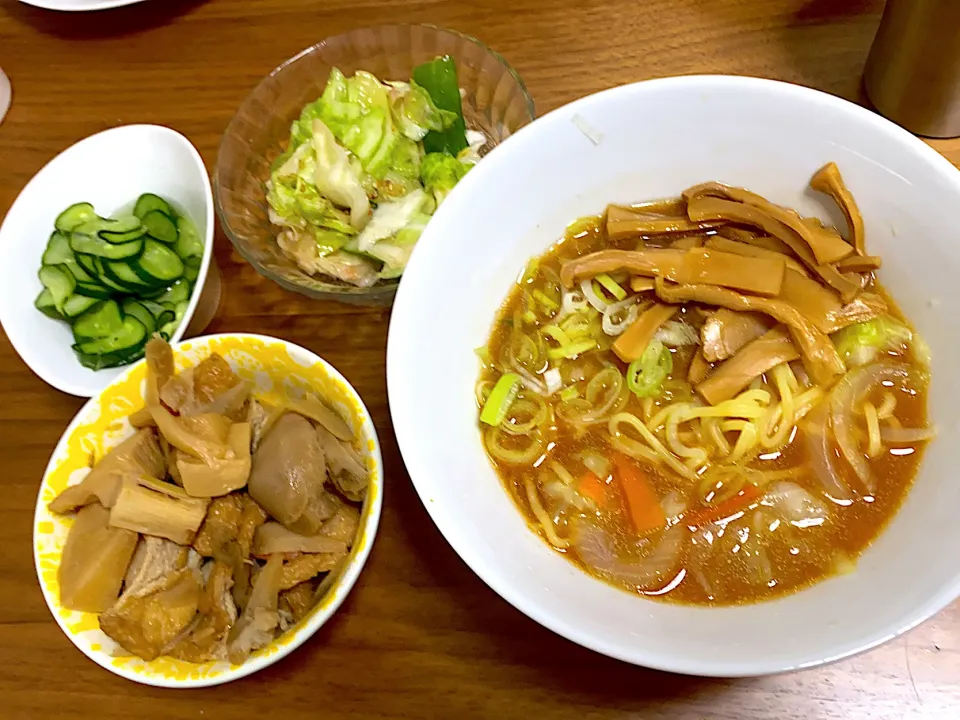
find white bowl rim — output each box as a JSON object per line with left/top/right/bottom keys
{"left": 0, "top": 123, "right": 215, "bottom": 398}
{"left": 33, "top": 332, "right": 384, "bottom": 687}
{"left": 386, "top": 74, "right": 960, "bottom": 677}
{"left": 16, "top": 0, "right": 147, "bottom": 12}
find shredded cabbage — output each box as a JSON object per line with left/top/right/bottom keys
{"left": 833, "top": 316, "right": 912, "bottom": 367}
{"left": 354, "top": 189, "right": 431, "bottom": 277}
{"left": 266, "top": 62, "right": 484, "bottom": 284}
{"left": 310, "top": 119, "right": 370, "bottom": 228}
{"left": 392, "top": 82, "right": 459, "bottom": 141}
{"left": 420, "top": 152, "right": 471, "bottom": 206}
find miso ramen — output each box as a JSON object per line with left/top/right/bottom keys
{"left": 475, "top": 163, "right": 933, "bottom": 605}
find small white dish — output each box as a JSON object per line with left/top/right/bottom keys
{"left": 0, "top": 124, "right": 215, "bottom": 397}
{"left": 34, "top": 333, "right": 383, "bottom": 687}
{"left": 0, "top": 68, "right": 10, "bottom": 125}
{"left": 18, "top": 0, "right": 147, "bottom": 12}
{"left": 387, "top": 75, "right": 960, "bottom": 676}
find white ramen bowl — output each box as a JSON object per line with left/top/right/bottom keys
{"left": 0, "top": 124, "right": 215, "bottom": 397}
{"left": 387, "top": 75, "right": 960, "bottom": 677}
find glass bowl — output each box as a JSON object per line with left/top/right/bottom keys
{"left": 215, "top": 25, "right": 536, "bottom": 306}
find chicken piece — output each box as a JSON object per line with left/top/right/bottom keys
{"left": 248, "top": 413, "right": 327, "bottom": 529}
{"left": 192, "top": 354, "right": 243, "bottom": 408}
{"left": 159, "top": 368, "right": 193, "bottom": 413}
{"left": 277, "top": 230, "right": 379, "bottom": 288}
{"left": 319, "top": 504, "right": 361, "bottom": 545}
{"left": 286, "top": 483, "right": 340, "bottom": 536}
{"left": 159, "top": 353, "right": 248, "bottom": 419}
{"left": 700, "top": 309, "right": 773, "bottom": 364}
{"left": 248, "top": 400, "right": 286, "bottom": 453}
{"left": 123, "top": 536, "right": 190, "bottom": 595}
{"left": 279, "top": 553, "right": 344, "bottom": 590}
{"left": 279, "top": 582, "right": 315, "bottom": 624}
{"left": 316, "top": 425, "right": 368, "bottom": 502}
{"left": 193, "top": 495, "right": 244, "bottom": 557}
{"left": 49, "top": 430, "right": 165, "bottom": 514}
{"left": 227, "top": 555, "right": 282, "bottom": 664}
{"left": 99, "top": 567, "right": 202, "bottom": 661}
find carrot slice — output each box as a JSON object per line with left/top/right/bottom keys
{"left": 683, "top": 483, "right": 763, "bottom": 528}
{"left": 613, "top": 456, "right": 666, "bottom": 535}
{"left": 578, "top": 471, "right": 608, "bottom": 508}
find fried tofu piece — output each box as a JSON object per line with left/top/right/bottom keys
{"left": 99, "top": 567, "right": 201, "bottom": 661}
{"left": 168, "top": 560, "right": 238, "bottom": 664}
{"left": 236, "top": 493, "right": 268, "bottom": 558}
{"left": 193, "top": 495, "right": 243, "bottom": 557}
{"left": 279, "top": 553, "right": 343, "bottom": 591}
{"left": 279, "top": 582, "right": 315, "bottom": 624}
{"left": 193, "top": 354, "right": 242, "bottom": 408}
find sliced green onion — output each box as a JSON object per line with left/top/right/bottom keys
{"left": 541, "top": 324, "right": 572, "bottom": 347}
{"left": 626, "top": 339, "right": 672, "bottom": 398}
{"left": 475, "top": 346, "right": 493, "bottom": 365}
{"left": 480, "top": 373, "right": 521, "bottom": 426}
{"left": 595, "top": 273, "right": 627, "bottom": 301}
{"left": 520, "top": 257, "right": 540, "bottom": 284}
{"left": 532, "top": 288, "right": 560, "bottom": 312}
{"left": 547, "top": 339, "right": 596, "bottom": 360}
{"left": 559, "top": 314, "right": 598, "bottom": 343}
{"left": 522, "top": 310, "right": 537, "bottom": 325}
{"left": 566, "top": 215, "right": 599, "bottom": 238}
{"left": 559, "top": 385, "right": 580, "bottom": 402}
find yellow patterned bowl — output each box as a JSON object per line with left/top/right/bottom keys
{"left": 32, "top": 333, "right": 383, "bottom": 687}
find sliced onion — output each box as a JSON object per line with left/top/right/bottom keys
{"left": 880, "top": 426, "right": 937, "bottom": 444}
{"left": 761, "top": 481, "right": 829, "bottom": 527}
{"left": 580, "top": 277, "right": 609, "bottom": 312}
{"left": 561, "top": 290, "right": 589, "bottom": 317}
{"left": 829, "top": 361, "right": 918, "bottom": 493}
{"left": 484, "top": 427, "right": 543, "bottom": 465}
{"left": 804, "top": 403, "right": 854, "bottom": 503}
{"left": 578, "top": 451, "right": 611, "bottom": 480}
{"left": 602, "top": 297, "right": 640, "bottom": 336}
{"left": 572, "top": 520, "right": 686, "bottom": 592}
{"left": 543, "top": 368, "right": 562, "bottom": 395}
{"left": 500, "top": 396, "right": 549, "bottom": 435}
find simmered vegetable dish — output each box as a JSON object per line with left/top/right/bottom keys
{"left": 48, "top": 339, "right": 369, "bottom": 664}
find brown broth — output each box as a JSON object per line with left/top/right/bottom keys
{"left": 477, "top": 215, "right": 929, "bottom": 606}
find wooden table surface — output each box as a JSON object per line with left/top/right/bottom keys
{"left": 1, "top": 1, "right": 959, "bottom": 718}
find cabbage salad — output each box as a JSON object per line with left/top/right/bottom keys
{"left": 266, "top": 57, "right": 483, "bottom": 287}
